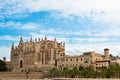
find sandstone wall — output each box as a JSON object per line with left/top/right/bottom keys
{"left": 0, "top": 72, "right": 43, "bottom": 79}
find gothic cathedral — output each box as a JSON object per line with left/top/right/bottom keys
{"left": 10, "top": 36, "right": 65, "bottom": 72}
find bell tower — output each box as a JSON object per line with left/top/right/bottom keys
{"left": 104, "top": 48, "right": 109, "bottom": 58}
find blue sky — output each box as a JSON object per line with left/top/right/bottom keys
{"left": 1, "top": 0, "right": 120, "bottom": 60}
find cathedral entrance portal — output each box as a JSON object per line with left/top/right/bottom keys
{"left": 20, "top": 60, "right": 23, "bottom": 68}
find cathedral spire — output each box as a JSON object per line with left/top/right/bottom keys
{"left": 54, "top": 37, "right": 56, "bottom": 41}
{"left": 38, "top": 38, "right": 40, "bottom": 42}
{"left": 63, "top": 42, "right": 65, "bottom": 47}
{"left": 44, "top": 36, "right": 47, "bottom": 41}
{"left": 11, "top": 42, "right": 14, "bottom": 49}
{"left": 41, "top": 37, "right": 43, "bottom": 41}
{"left": 35, "top": 38, "right": 37, "bottom": 42}
{"left": 19, "top": 36, "right": 23, "bottom": 44}
{"left": 26, "top": 39, "right": 28, "bottom": 43}
{"left": 11, "top": 42, "right": 14, "bottom": 55}
{"left": 60, "top": 41, "right": 62, "bottom": 46}
{"left": 54, "top": 37, "right": 57, "bottom": 47}
{"left": 30, "top": 37, "right": 32, "bottom": 43}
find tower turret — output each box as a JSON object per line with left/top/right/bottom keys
{"left": 19, "top": 36, "right": 23, "bottom": 44}
{"left": 38, "top": 38, "right": 40, "bottom": 42}
{"left": 44, "top": 36, "right": 47, "bottom": 41}
{"left": 54, "top": 37, "right": 56, "bottom": 42}
{"left": 60, "top": 42, "right": 62, "bottom": 47}
{"left": 63, "top": 42, "right": 65, "bottom": 47}
{"left": 104, "top": 48, "right": 109, "bottom": 58}
{"left": 54, "top": 37, "right": 57, "bottom": 47}
{"left": 11, "top": 42, "right": 14, "bottom": 50}
{"left": 11, "top": 42, "right": 15, "bottom": 62}
{"left": 35, "top": 38, "right": 37, "bottom": 42}
{"left": 26, "top": 39, "right": 28, "bottom": 43}
{"left": 41, "top": 37, "right": 43, "bottom": 41}
{"left": 30, "top": 37, "right": 32, "bottom": 43}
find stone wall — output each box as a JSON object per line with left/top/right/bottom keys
{"left": 0, "top": 72, "right": 43, "bottom": 79}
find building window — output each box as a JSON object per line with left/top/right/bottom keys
{"left": 20, "top": 60, "right": 23, "bottom": 68}
{"left": 54, "top": 50, "right": 56, "bottom": 59}
{"left": 96, "top": 67, "right": 98, "bottom": 69}
{"left": 58, "top": 50, "right": 60, "bottom": 53}
{"left": 66, "top": 64, "right": 68, "bottom": 66}
{"left": 85, "top": 61, "right": 88, "bottom": 63}
{"left": 81, "top": 58, "right": 82, "bottom": 61}
{"left": 76, "top": 58, "right": 78, "bottom": 61}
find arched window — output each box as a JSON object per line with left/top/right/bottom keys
{"left": 20, "top": 60, "right": 23, "bottom": 68}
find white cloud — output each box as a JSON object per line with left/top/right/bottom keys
{"left": 1, "top": 0, "right": 120, "bottom": 28}
{"left": 1, "top": 0, "right": 120, "bottom": 58}
{"left": 0, "top": 21, "right": 41, "bottom": 30}
{"left": 40, "top": 28, "right": 92, "bottom": 36}
{"left": 20, "top": 23, "right": 39, "bottom": 30}
{"left": 23, "top": 0, "right": 120, "bottom": 12}
{"left": 66, "top": 43, "right": 120, "bottom": 57}
{"left": 0, "top": 35, "right": 19, "bottom": 41}
{"left": 94, "top": 26, "right": 120, "bottom": 37}
{"left": 0, "top": 46, "right": 11, "bottom": 61}
{"left": 1, "top": 0, "right": 120, "bottom": 19}
{"left": 0, "top": 35, "right": 32, "bottom": 43}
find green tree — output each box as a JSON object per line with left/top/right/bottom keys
{"left": 63, "top": 68, "right": 70, "bottom": 78}
{"left": 72, "top": 67, "right": 80, "bottom": 78}
{"left": 109, "top": 54, "right": 113, "bottom": 58}
{"left": 106, "top": 64, "right": 116, "bottom": 78}
{"left": 79, "top": 66, "right": 84, "bottom": 78}
{"left": 98, "top": 66, "right": 107, "bottom": 78}
{"left": 49, "top": 68, "right": 57, "bottom": 78}
{"left": 107, "top": 63, "right": 120, "bottom": 78}
{"left": 82, "top": 66, "right": 95, "bottom": 78}
{"left": 95, "top": 71, "right": 101, "bottom": 78}
{"left": 0, "top": 59, "right": 7, "bottom": 72}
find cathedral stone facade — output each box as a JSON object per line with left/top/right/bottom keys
{"left": 10, "top": 36, "right": 120, "bottom": 72}
{"left": 10, "top": 36, "right": 65, "bottom": 72}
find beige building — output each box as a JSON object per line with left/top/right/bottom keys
{"left": 10, "top": 36, "right": 65, "bottom": 72}
{"left": 10, "top": 36, "right": 120, "bottom": 72}
{"left": 57, "top": 48, "right": 111, "bottom": 70}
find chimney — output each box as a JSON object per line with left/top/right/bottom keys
{"left": 3, "top": 57, "right": 6, "bottom": 61}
